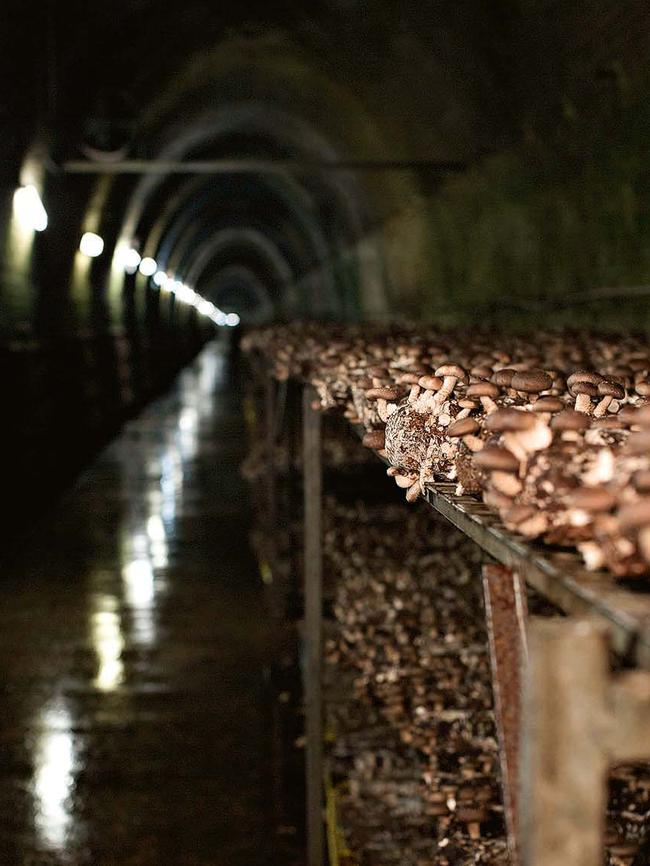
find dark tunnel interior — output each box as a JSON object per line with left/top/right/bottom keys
{"left": 2, "top": 2, "right": 650, "bottom": 864}
{"left": 3, "top": 0, "right": 650, "bottom": 530}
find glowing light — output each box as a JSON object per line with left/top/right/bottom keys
{"left": 175, "top": 284, "right": 197, "bottom": 305}
{"left": 146, "top": 514, "right": 166, "bottom": 543}
{"left": 32, "top": 698, "right": 75, "bottom": 850}
{"left": 225, "top": 312, "right": 241, "bottom": 327}
{"left": 197, "top": 300, "right": 215, "bottom": 317}
{"left": 122, "top": 248, "right": 141, "bottom": 274}
{"left": 14, "top": 184, "right": 48, "bottom": 232}
{"left": 139, "top": 256, "right": 157, "bottom": 276}
{"left": 91, "top": 595, "right": 124, "bottom": 692}
{"left": 210, "top": 310, "right": 226, "bottom": 327}
{"left": 153, "top": 270, "right": 167, "bottom": 287}
{"left": 123, "top": 559, "right": 155, "bottom": 606}
{"left": 79, "top": 231, "right": 104, "bottom": 257}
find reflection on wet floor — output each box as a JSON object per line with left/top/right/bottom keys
{"left": 0, "top": 343, "right": 300, "bottom": 865}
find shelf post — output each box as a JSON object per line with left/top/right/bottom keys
{"left": 521, "top": 618, "right": 609, "bottom": 866}
{"left": 482, "top": 563, "right": 528, "bottom": 865}
{"left": 303, "top": 386, "right": 324, "bottom": 866}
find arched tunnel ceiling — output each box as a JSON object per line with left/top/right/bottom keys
{"left": 29, "top": 0, "right": 515, "bottom": 328}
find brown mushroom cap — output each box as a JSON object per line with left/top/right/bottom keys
{"left": 570, "top": 380, "right": 599, "bottom": 398}
{"left": 551, "top": 409, "right": 591, "bottom": 431}
{"left": 492, "top": 368, "right": 516, "bottom": 387}
{"left": 625, "top": 430, "right": 650, "bottom": 455}
{"left": 618, "top": 405, "right": 639, "bottom": 426}
{"left": 565, "top": 487, "right": 617, "bottom": 512}
{"left": 503, "top": 505, "right": 537, "bottom": 526}
{"left": 417, "top": 375, "right": 443, "bottom": 391}
{"left": 633, "top": 470, "right": 650, "bottom": 492}
{"left": 591, "top": 416, "right": 625, "bottom": 430}
{"left": 597, "top": 378, "right": 625, "bottom": 399}
{"left": 484, "top": 407, "right": 536, "bottom": 433}
{"left": 447, "top": 417, "right": 480, "bottom": 437}
{"left": 365, "top": 387, "right": 401, "bottom": 401}
{"left": 434, "top": 363, "right": 468, "bottom": 383}
{"left": 396, "top": 372, "right": 421, "bottom": 385}
{"left": 567, "top": 370, "right": 603, "bottom": 389}
{"left": 470, "top": 364, "right": 493, "bottom": 379}
{"left": 511, "top": 369, "right": 553, "bottom": 393}
{"left": 618, "top": 498, "right": 650, "bottom": 531}
{"left": 474, "top": 445, "right": 520, "bottom": 472}
{"left": 531, "top": 396, "right": 565, "bottom": 413}
{"left": 466, "top": 381, "right": 500, "bottom": 399}
{"left": 637, "top": 405, "right": 650, "bottom": 429}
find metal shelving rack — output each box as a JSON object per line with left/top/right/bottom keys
{"left": 260, "top": 372, "right": 650, "bottom": 866}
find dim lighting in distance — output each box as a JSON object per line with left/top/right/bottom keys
{"left": 79, "top": 231, "right": 104, "bottom": 257}
{"left": 139, "top": 256, "right": 157, "bottom": 276}
{"left": 197, "top": 300, "right": 215, "bottom": 316}
{"left": 153, "top": 270, "right": 167, "bottom": 287}
{"left": 122, "top": 248, "right": 141, "bottom": 274}
{"left": 14, "top": 184, "right": 48, "bottom": 232}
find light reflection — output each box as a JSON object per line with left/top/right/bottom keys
{"left": 32, "top": 698, "right": 75, "bottom": 850}
{"left": 92, "top": 594, "right": 125, "bottom": 692}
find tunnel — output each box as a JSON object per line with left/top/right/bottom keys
{"left": 2, "top": 2, "right": 650, "bottom": 865}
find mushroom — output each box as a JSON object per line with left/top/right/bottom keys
{"left": 433, "top": 363, "right": 469, "bottom": 408}
{"left": 473, "top": 445, "right": 520, "bottom": 473}
{"left": 510, "top": 369, "right": 553, "bottom": 403}
{"left": 447, "top": 416, "right": 484, "bottom": 453}
{"left": 365, "top": 386, "right": 402, "bottom": 423}
{"left": 550, "top": 409, "right": 591, "bottom": 441}
{"left": 593, "top": 378, "right": 625, "bottom": 418}
{"left": 567, "top": 371, "right": 603, "bottom": 414}
{"left": 531, "top": 396, "right": 565, "bottom": 414}
{"left": 416, "top": 374, "right": 443, "bottom": 409}
{"left": 503, "top": 505, "right": 549, "bottom": 537}
{"left": 465, "top": 381, "right": 500, "bottom": 415}
{"left": 484, "top": 407, "right": 552, "bottom": 464}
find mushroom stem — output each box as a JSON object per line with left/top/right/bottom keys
{"left": 434, "top": 375, "right": 458, "bottom": 405}
{"left": 575, "top": 393, "right": 592, "bottom": 414}
{"left": 593, "top": 395, "right": 612, "bottom": 417}
{"left": 405, "top": 480, "right": 421, "bottom": 502}
{"left": 408, "top": 384, "right": 421, "bottom": 402}
{"left": 480, "top": 396, "right": 498, "bottom": 414}
{"left": 462, "top": 434, "right": 484, "bottom": 452}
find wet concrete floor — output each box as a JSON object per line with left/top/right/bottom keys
{"left": 0, "top": 344, "right": 302, "bottom": 865}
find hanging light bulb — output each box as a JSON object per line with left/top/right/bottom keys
{"left": 14, "top": 185, "right": 48, "bottom": 232}
{"left": 79, "top": 232, "right": 105, "bottom": 257}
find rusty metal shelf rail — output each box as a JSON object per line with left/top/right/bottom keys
{"left": 350, "top": 418, "right": 650, "bottom": 668}
{"left": 419, "top": 480, "right": 650, "bottom": 668}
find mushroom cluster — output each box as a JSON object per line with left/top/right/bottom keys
{"left": 324, "top": 499, "right": 507, "bottom": 864}
{"left": 322, "top": 498, "right": 650, "bottom": 866}
{"left": 245, "top": 324, "right": 650, "bottom": 577}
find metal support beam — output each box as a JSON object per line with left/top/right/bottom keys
{"left": 303, "top": 386, "right": 324, "bottom": 866}
{"left": 482, "top": 563, "right": 528, "bottom": 865}
{"left": 60, "top": 158, "right": 466, "bottom": 175}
